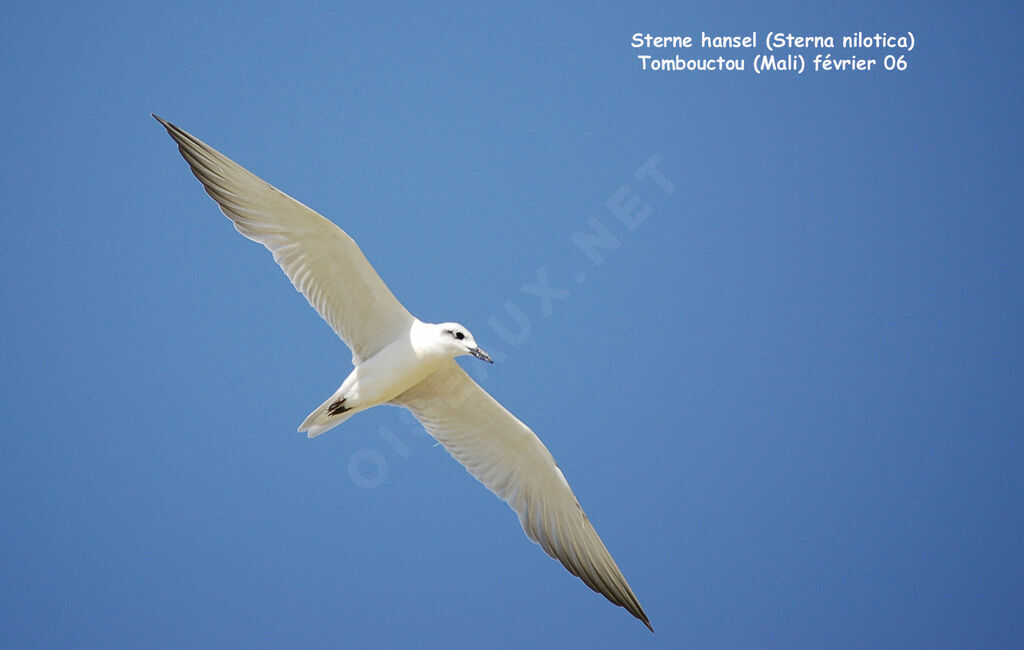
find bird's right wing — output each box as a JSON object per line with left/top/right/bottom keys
{"left": 155, "top": 115, "right": 415, "bottom": 364}
{"left": 393, "top": 361, "right": 652, "bottom": 631}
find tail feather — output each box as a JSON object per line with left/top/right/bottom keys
{"left": 298, "top": 391, "right": 360, "bottom": 438}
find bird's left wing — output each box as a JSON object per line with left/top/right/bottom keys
{"left": 392, "top": 361, "right": 652, "bottom": 631}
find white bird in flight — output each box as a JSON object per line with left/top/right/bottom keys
{"left": 154, "top": 115, "right": 652, "bottom": 631}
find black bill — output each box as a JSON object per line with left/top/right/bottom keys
{"left": 469, "top": 347, "right": 494, "bottom": 363}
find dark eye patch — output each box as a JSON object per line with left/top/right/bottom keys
{"left": 455, "top": 331, "right": 465, "bottom": 340}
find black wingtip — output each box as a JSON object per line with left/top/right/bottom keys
{"left": 152, "top": 114, "right": 181, "bottom": 136}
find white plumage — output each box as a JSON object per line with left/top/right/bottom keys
{"left": 155, "top": 115, "right": 651, "bottom": 631}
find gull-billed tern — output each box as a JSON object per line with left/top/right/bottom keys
{"left": 154, "top": 115, "right": 652, "bottom": 631}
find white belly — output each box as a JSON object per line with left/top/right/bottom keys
{"left": 339, "top": 331, "right": 443, "bottom": 409}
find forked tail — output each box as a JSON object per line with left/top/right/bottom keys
{"left": 298, "top": 390, "right": 360, "bottom": 438}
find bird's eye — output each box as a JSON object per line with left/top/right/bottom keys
{"left": 455, "top": 331, "right": 465, "bottom": 341}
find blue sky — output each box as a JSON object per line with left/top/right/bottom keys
{"left": 2, "top": 2, "right": 1023, "bottom": 648}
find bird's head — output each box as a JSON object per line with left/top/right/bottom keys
{"left": 436, "top": 322, "right": 493, "bottom": 364}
